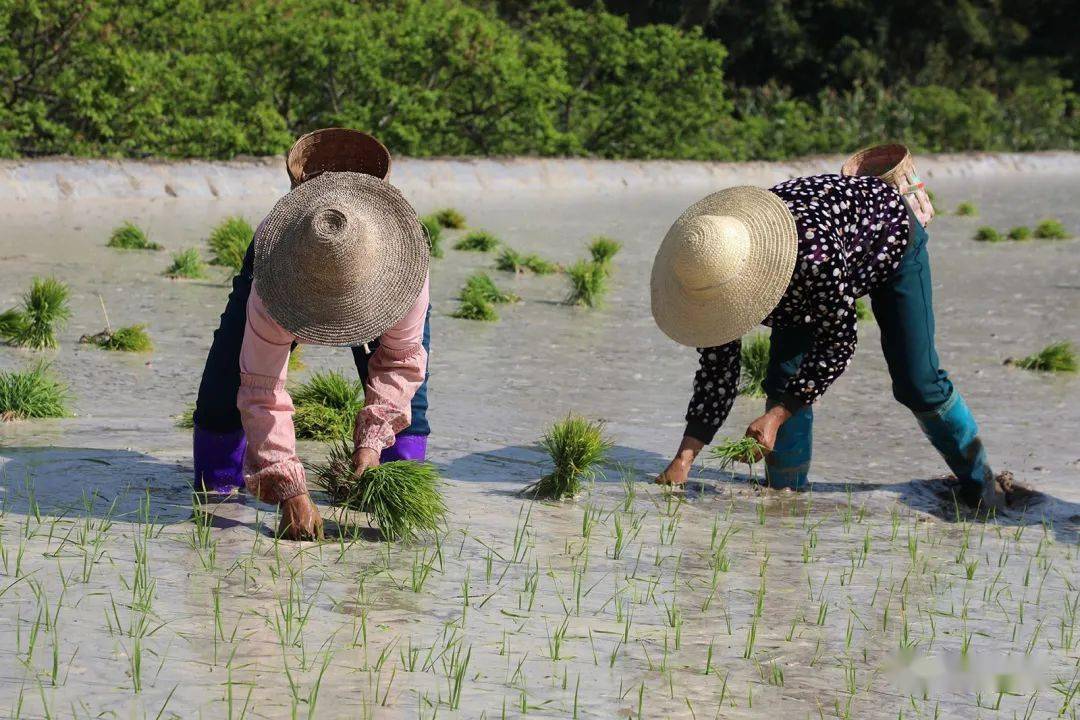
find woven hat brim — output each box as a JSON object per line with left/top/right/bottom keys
{"left": 286, "top": 128, "right": 392, "bottom": 186}
{"left": 254, "top": 172, "right": 428, "bottom": 347}
{"left": 650, "top": 187, "right": 797, "bottom": 348}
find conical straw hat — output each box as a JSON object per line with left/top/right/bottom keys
{"left": 253, "top": 172, "right": 429, "bottom": 347}
{"left": 650, "top": 186, "right": 797, "bottom": 348}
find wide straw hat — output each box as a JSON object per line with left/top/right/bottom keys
{"left": 842, "top": 143, "right": 935, "bottom": 225}
{"left": 286, "top": 128, "right": 392, "bottom": 187}
{"left": 253, "top": 171, "right": 429, "bottom": 347}
{"left": 651, "top": 186, "right": 797, "bottom": 348}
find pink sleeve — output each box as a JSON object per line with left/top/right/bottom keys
{"left": 355, "top": 276, "right": 430, "bottom": 454}
{"left": 238, "top": 289, "right": 307, "bottom": 503}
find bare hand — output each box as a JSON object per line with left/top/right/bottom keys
{"left": 744, "top": 404, "right": 795, "bottom": 461}
{"left": 278, "top": 494, "right": 324, "bottom": 541}
{"left": 655, "top": 436, "right": 705, "bottom": 485}
{"left": 352, "top": 447, "right": 380, "bottom": 476}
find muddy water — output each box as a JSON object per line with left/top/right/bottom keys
{"left": 1, "top": 158, "right": 1079, "bottom": 718}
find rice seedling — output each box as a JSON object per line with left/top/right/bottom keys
{"left": 310, "top": 438, "right": 446, "bottom": 541}
{"left": 588, "top": 237, "right": 621, "bottom": 267}
{"left": 710, "top": 436, "right": 766, "bottom": 480}
{"left": 451, "top": 287, "right": 499, "bottom": 322}
{"left": 955, "top": 202, "right": 978, "bottom": 217}
{"left": 739, "top": 333, "right": 770, "bottom": 397}
{"left": 207, "top": 216, "right": 252, "bottom": 271}
{"left": 80, "top": 324, "right": 153, "bottom": 352}
{"left": 163, "top": 248, "right": 207, "bottom": 279}
{"left": 495, "top": 247, "right": 557, "bottom": 275}
{"left": 288, "top": 345, "right": 305, "bottom": 373}
{"left": 1006, "top": 341, "right": 1077, "bottom": 373}
{"left": 454, "top": 230, "right": 500, "bottom": 252}
{"left": 521, "top": 415, "right": 612, "bottom": 500}
{"left": 0, "top": 364, "right": 69, "bottom": 421}
{"left": 174, "top": 404, "right": 195, "bottom": 429}
{"left": 855, "top": 297, "right": 873, "bottom": 322}
{"left": 974, "top": 226, "right": 1004, "bottom": 243}
{"left": 564, "top": 260, "right": 607, "bottom": 307}
{"left": 0, "top": 277, "right": 71, "bottom": 350}
{"left": 462, "top": 273, "right": 519, "bottom": 304}
{"left": 421, "top": 215, "right": 444, "bottom": 258}
{"left": 1034, "top": 218, "right": 1069, "bottom": 239}
{"left": 107, "top": 222, "right": 161, "bottom": 250}
{"left": 434, "top": 207, "right": 467, "bottom": 229}
{"left": 291, "top": 370, "right": 364, "bottom": 440}
{"left": 1007, "top": 226, "right": 1032, "bottom": 241}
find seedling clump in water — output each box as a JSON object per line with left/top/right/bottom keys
{"left": 434, "top": 207, "right": 467, "bottom": 229}
{"left": 452, "top": 284, "right": 499, "bottom": 322}
{"left": 463, "top": 273, "right": 519, "bottom": 305}
{"left": 207, "top": 216, "right": 252, "bottom": 271}
{"left": 1006, "top": 341, "right": 1077, "bottom": 373}
{"left": 291, "top": 370, "right": 365, "bottom": 440}
{"left": 175, "top": 404, "right": 195, "bottom": 429}
{"left": 421, "top": 215, "right": 444, "bottom": 258}
{"left": 739, "top": 333, "right": 770, "bottom": 397}
{"left": 1007, "top": 226, "right": 1032, "bottom": 241}
{"left": 1034, "top": 218, "right": 1069, "bottom": 239}
{"left": 565, "top": 260, "right": 607, "bottom": 307}
{"left": 974, "top": 226, "right": 1003, "bottom": 243}
{"left": 0, "top": 363, "right": 69, "bottom": 421}
{"left": 164, "top": 248, "right": 207, "bottom": 279}
{"left": 0, "top": 277, "right": 71, "bottom": 350}
{"left": 311, "top": 439, "right": 446, "bottom": 541}
{"left": 496, "top": 248, "right": 557, "bottom": 275}
{"left": 454, "top": 230, "right": 500, "bottom": 252}
{"left": 855, "top": 297, "right": 873, "bottom": 322}
{"left": 108, "top": 222, "right": 161, "bottom": 250}
{"left": 80, "top": 324, "right": 153, "bottom": 352}
{"left": 522, "top": 415, "right": 612, "bottom": 500}
{"left": 589, "top": 237, "right": 621, "bottom": 268}
{"left": 955, "top": 201, "right": 978, "bottom": 217}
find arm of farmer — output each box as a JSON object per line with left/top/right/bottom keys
{"left": 656, "top": 340, "right": 742, "bottom": 485}
{"left": 353, "top": 276, "right": 430, "bottom": 474}
{"left": 238, "top": 290, "right": 322, "bottom": 540}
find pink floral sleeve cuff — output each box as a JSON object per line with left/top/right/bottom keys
{"left": 245, "top": 457, "right": 307, "bottom": 503}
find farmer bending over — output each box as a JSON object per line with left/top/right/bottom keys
{"left": 191, "top": 130, "right": 431, "bottom": 539}
{"left": 651, "top": 152, "right": 1020, "bottom": 512}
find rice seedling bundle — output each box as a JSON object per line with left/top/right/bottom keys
{"left": 955, "top": 202, "right": 978, "bottom": 217}
{"left": 108, "top": 222, "right": 161, "bottom": 250}
{"left": 454, "top": 230, "right": 500, "bottom": 252}
{"left": 451, "top": 287, "right": 499, "bottom": 321}
{"left": 0, "top": 277, "right": 71, "bottom": 350}
{"left": 855, "top": 297, "right": 873, "bottom": 322}
{"left": 0, "top": 364, "right": 69, "bottom": 421}
{"left": 421, "top": 215, "right": 444, "bottom": 258}
{"left": 739, "top": 333, "right": 770, "bottom": 397}
{"left": 710, "top": 436, "right": 767, "bottom": 480}
{"left": 495, "top": 248, "right": 556, "bottom": 275}
{"left": 291, "top": 370, "right": 365, "bottom": 440}
{"left": 207, "top": 217, "right": 253, "bottom": 271}
{"left": 310, "top": 438, "right": 446, "bottom": 541}
{"left": 164, "top": 248, "right": 207, "bottom": 279}
{"left": 80, "top": 324, "right": 153, "bottom": 352}
{"left": 1008, "top": 341, "right": 1077, "bottom": 373}
{"left": 522, "top": 415, "right": 612, "bottom": 500}
{"left": 462, "top": 273, "right": 519, "bottom": 304}
{"left": 1034, "top": 218, "right": 1069, "bottom": 239}
{"left": 175, "top": 404, "right": 196, "bottom": 429}
{"left": 434, "top": 207, "right": 467, "bottom": 229}
{"left": 1007, "top": 226, "right": 1032, "bottom": 241}
{"left": 564, "top": 260, "right": 607, "bottom": 307}
{"left": 973, "top": 226, "right": 1003, "bottom": 243}
{"left": 588, "top": 236, "right": 621, "bottom": 267}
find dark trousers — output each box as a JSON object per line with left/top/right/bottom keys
{"left": 193, "top": 243, "right": 431, "bottom": 435}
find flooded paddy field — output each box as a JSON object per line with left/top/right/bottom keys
{"left": 1, "top": 156, "right": 1079, "bottom": 718}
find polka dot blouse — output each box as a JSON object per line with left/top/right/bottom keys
{"left": 685, "top": 174, "right": 911, "bottom": 444}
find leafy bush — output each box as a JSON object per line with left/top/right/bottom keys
{"left": 0, "top": 364, "right": 69, "bottom": 421}
{"left": 564, "top": 260, "right": 607, "bottom": 307}
{"left": 974, "top": 226, "right": 1003, "bottom": 243}
{"left": 522, "top": 415, "right": 612, "bottom": 500}
{"left": 291, "top": 370, "right": 365, "bottom": 440}
{"left": 739, "top": 333, "right": 770, "bottom": 397}
{"left": 1, "top": 277, "right": 72, "bottom": 350}
{"left": 421, "top": 215, "right": 444, "bottom": 258}
{"left": 108, "top": 222, "right": 161, "bottom": 250}
{"left": 164, "top": 248, "right": 207, "bottom": 279}
{"left": 207, "top": 217, "right": 252, "bottom": 271}
{"left": 434, "top": 208, "right": 467, "bottom": 229}
{"left": 1034, "top": 219, "right": 1069, "bottom": 240}
{"left": 80, "top": 324, "right": 153, "bottom": 352}
{"left": 1007, "top": 226, "right": 1032, "bottom": 241}
{"left": 454, "top": 230, "right": 500, "bottom": 252}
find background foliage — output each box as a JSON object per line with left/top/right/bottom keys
{"left": 0, "top": 0, "right": 1075, "bottom": 159}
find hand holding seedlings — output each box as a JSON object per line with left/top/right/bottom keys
{"left": 278, "top": 494, "right": 324, "bottom": 541}
{"left": 352, "top": 446, "right": 381, "bottom": 475}
{"left": 743, "top": 404, "right": 795, "bottom": 460}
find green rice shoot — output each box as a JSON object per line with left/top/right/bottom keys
{"left": 80, "top": 324, "right": 153, "bottom": 352}
{"left": 451, "top": 287, "right": 499, "bottom": 321}
{"left": 0, "top": 363, "right": 69, "bottom": 421}
{"left": 175, "top": 404, "right": 195, "bottom": 429}
{"left": 108, "top": 222, "right": 161, "bottom": 250}
{"left": 564, "top": 260, "right": 607, "bottom": 307}
{"left": 288, "top": 345, "right": 305, "bottom": 373}
{"left": 291, "top": 370, "right": 365, "bottom": 440}
{"left": 955, "top": 202, "right": 978, "bottom": 217}
{"left": 0, "top": 277, "right": 71, "bottom": 350}
{"left": 434, "top": 207, "right": 467, "bottom": 229}
{"left": 1009, "top": 341, "right": 1077, "bottom": 373}
{"left": 164, "top": 248, "right": 207, "bottom": 279}
{"left": 855, "top": 297, "right": 873, "bottom": 322}
{"left": 739, "top": 333, "right": 770, "bottom": 397}
{"left": 463, "top": 273, "right": 519, "bottom": 304}
{"left": 709, "top": 435, "right": 767, "bottom": 480}
{"left": 310, "top": 439, "right": 447, "bottom": 541}
{"left": 421, "top": 215, "right": 444, "bottom": 258}
{"left": 974, "top": 226, "right": 1003, "bottom": 243}
{"left": 1034, "top": 218, "right": 1069, "bottom": 239}
{"left": 588, "top": 236, "right": 621, "bottom": 267}
{"left": 1007, "top": 226, "right": 1032, "bottom": 241}
{"left": 207, "top": 216, "right": 252, "bottom": 271}
{"left": 495, "top": 248, "right": 557, "bottom": 275}
{"left": 454, "top": 230, "right": 500, "bottom": 252}
{"left": 522, "top": 415, "right": 612, "bottom": 500}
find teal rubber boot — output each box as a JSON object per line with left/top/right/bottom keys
{"left": 764, "top": 400, "right": 813, "bottom": 490}
{"left": 913, "top": 392, "right": 1002, "bottom": 511}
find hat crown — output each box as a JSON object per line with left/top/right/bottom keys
{"left": 673, "top": 215, "right": 750, "bottom": 296}
{"left": 291, "top": 204, "right": 376, "bottom": 288}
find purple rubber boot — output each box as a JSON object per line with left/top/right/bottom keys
{"left": 193, "top": 425, "right": 247, "bottom": 499}
{"left": 380, "top": 434, "right": 428, "bottom": 463}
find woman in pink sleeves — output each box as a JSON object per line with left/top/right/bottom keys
{"left": 235, "top": 169, "right": 430, "bottom": 540}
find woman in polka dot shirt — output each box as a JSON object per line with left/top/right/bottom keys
{"left": 652, "top": 173, "right": 1016, "bottom": 511}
